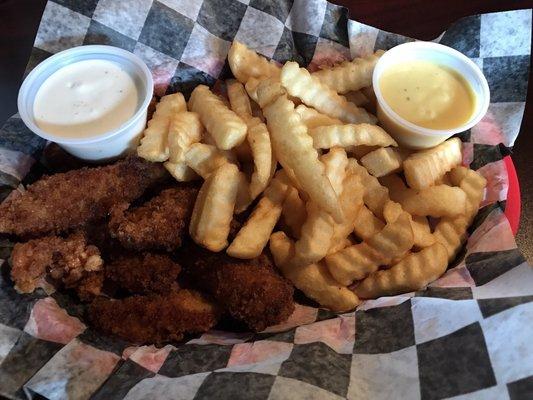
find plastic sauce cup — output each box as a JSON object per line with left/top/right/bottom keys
{"left": 18, "top": 45, "right": 153, "bottom": 161}
{"left": 372, "top": 41, "right": 490, "bottom": 149}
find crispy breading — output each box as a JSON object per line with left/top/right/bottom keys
{"left": 181, "top": 245, "right": 294, "bottom": 332}
{"left": 109, "top": 185, "right": 198, "bottom": 251}
{"left": 0, "top": 157, "right": 167, "bottom": 238}
{"left": 10, "top": 232, "right": 103, "bottom": 295}
{"left": 88, "top": 290, "right": 220, "bottom": 344}
{"left": 75, "top": 271, "right": 104, "bottom": 302}
{"left": 105, "top": 253, "right": 181, "bottom": 295}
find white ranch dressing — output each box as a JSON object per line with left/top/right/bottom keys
{"left": 33, "top": 59, "right": 138, "bottom": 139}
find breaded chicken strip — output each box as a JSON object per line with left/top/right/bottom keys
{"left": 105, "top": 253, "right": 181, "bottom": 295}
{"left": 10, "top": 232, "right": 103, "bottom": 296}
{"left": 0, "top": 157, "right": 167, "bottom": 238}
{"left": 181, "top": 246, "right": 294, "bottom": 332}
{"left": 109, "top": 185, "right": 198, "bottom": 251}
{"left": 88, "top": 290, "right": 220, "bottom": 344}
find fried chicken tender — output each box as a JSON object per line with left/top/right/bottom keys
{"left": 88, "top": 290, "right": 220, "bottom": 344}
{"left": 109, "top": 185, "right": 198, "bottom": 251}
{"left": 105, "top": 253, "right": 181, "bottom": 295}
{"left": 10, "top": 232, "right": 103, "bottom": 296}
{"left": 76, "top": 271, "right": 105, "bottom": 302}
{"left": 0, "top": 157, "right": 167, "bottom": 238}
{"left": 181, "top": 246, "right": 295, "bottom": 332}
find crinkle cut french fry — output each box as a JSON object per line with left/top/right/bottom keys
{"left": 137, "top": 93, "right": 186, "bottom": 161}
{"left": 184, "top": 143, "right": 236, "bottom": 179}
{"left": 353, "top": 205, "right": 385, "bottom": 241}
{"left": 321, "top": 148, "right": 348, "bottom": 196}
{"left": 379, "top": 174, "right": 408, "bottom": 203}
{"left": 247, "top": 117, "right": 273, "bottom": 199}
{"left": 325, "top": 213, "right": 413, "bottom": 285}
{"left": 347, "top": 159, "right": 389, "bottom": 219}
{"left": 292, "top": 201, "right": 335, "bottom": 266}
{"left": 434, "top": 166, "right": 487, "bottom": 260}
{"left": 449, "top": 166, "right": 487, "bottom": 220}
{"left": 360, "top": 147, "right": 409, "bottom": 178}
{"left": 348, "top": 145, "right": 379, "bottom": 159}
{"left": 433, "top": 216, "right": 469, "bottom": 262}
{"left": 270, "top": 232, "right": 360, "bottom": 312}
{"left": 263, "top": 94, "right": 343, "bottom": 222}
{"left": 382, "top": 200, "right": 435, "bottom": 248}
{"left": 189, "top": 163, "right": 240, "bottom": 252}
{"left": 311, "top": 50, "right": 384, "bottom": 94}
{"left": 281, "top": 186, "right": 307, "bottom": 239}
{"left": 189, "top": 85, "right": 247, "bottom": 150}
{"left": 227, "top": 172, "right": 290, "bottom": 259}
{"left": 309, "top": 124, "right": 397, "bottom": 150}
{"left": 163, "top": 111, "right": 203, "bottom": 181}
{"left": 295, "top": 104, "right": 343, "bottom": 130}
{"left": 328, "top": 173, "right": 364, "bottom": 254}
{"left": 399, "top": 185, "right": 467, "bottom": 218}
{"left": 280, "top": 61, "right": 377, "bottom": 124}
{"left": 403, "top": 137, "right": 462, "bottom": 189}
{"left": 227, "top": 79, "right": 252, "bottom": 118}
{"left": 354, "top": 242, "right": 448, "bottom": 299}
{"left": 228, "top": 41, "right": 280, "bottom": 84}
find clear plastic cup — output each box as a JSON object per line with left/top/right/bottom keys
{"left": 372, "top": 41, "right": 490, "bottom": 149}
{"left": 18, "top": 45, "right": 153, "bottom": 161}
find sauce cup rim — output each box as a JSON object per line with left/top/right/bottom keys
{"left": 372, "top": 41, "right": 490, "bottom": 137}
{"left": 17, "top": 45, "right": 154, "bottom": 145}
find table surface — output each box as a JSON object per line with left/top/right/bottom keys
{"left": 0, "top": 0, "right": 531, "bottom": 261}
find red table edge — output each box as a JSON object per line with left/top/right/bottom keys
{"left": 504, "top": 155, "right": 521, "bottom": 236}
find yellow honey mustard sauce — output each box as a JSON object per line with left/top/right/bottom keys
{"left": 379, "top": 60, "right": 475, "bottom": 130}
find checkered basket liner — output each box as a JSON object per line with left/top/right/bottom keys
{"left": 0, "top": 1, "right": 531, "bottom": 399}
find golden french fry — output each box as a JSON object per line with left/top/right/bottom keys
{"left": 346, "top": 159, "right": 389, "bottom": 219}
{"left": 353, "top": 205, "right": 385, "bottom": 240}
{"left": 228, "top": 41, "right": 280, "bottom": 84}
{"left": 280, "top": 61, "right": 377, "bottom": 124}
{"left": 270, "top": 232, "right": 360, "bottom": 312}
{"left": 360, "top": 147, "right": 410, "bottom": 177}
{"left": 263, "top": 94, "right": 343, "bottom": 222}
{"left": 227, "top": 79, "right": 252, "bottom": 119}
{"left": 311, "top": 51, "right": 384, "bottom": 94}
{"left": 164, "top": 162, "right": 199, "bottom": 182}
{"left": 382, "top": 200, "right": 435, "bottom": 248}
{"left": 291, "top": 201, "right": 335, "bottom": 266}
{"left": 227, "top": 173, "right": 290, "bottom": 259}
{"left": 189, "top": 85, "right": 247, "bottom": 150}
{"left": 321, "top": 148, "right": 348, "bottom": 196}
{"left": 295, "top": 104, "right": 343, "bottom": 129}
{"left": 281, "top": 186, "right": 307, "bottom": 239}
{"left": 325, "top": 213, "right": 413, "bottom": 285}
{"left": 163, "top": 111, "right": 203, "bottom": 181}
{"left": 343, "top": 90, "right": 369, "bottom": 106}
{"left": 403, "top": 137, "right": 462, "bottom": 189}
{"left": 137, "top": 93, "right": 186, "bottom": 161}
{"left": 189, "top": 163, "right": 240, "bottom": 251}
{"left": 329, "top": 173, "right": 364, "bottom": 253}
{"left": 399, "top": 185, "right": 467, "bottom": 218}
{"left": 309, "top": 124, "right": 397, "bottom": 150}
{"left": 247, "top": 117, "right": 273, "bottom": 199}
{"left": 167, "top": 111, "right": 203, "bottom": 163}
{"left": 246, "top": 77, "right": 287, "bottom": 108}
{"left": 235, "top": 171, "right": 253, "bottom": 214}
{"left": 184, "top": 143, "right": 236, "bottom": 179}
{"left": 433, "top": 216, "right": 469, "bottom": 262}
{"left": 449, "top": 166, "right": 487, "bottom": 220}
{"left": 434, "top": 166, "right": 487, "bottom": 260}
{"left": 354, "top": 242, "right": 448, "bottom": 299}
{"left": 328, "top": 237, "right": 354, "bottom": 255}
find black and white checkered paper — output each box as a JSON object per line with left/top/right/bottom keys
{"left": 0, "top": 1, "right": 531, "bottom": 399}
